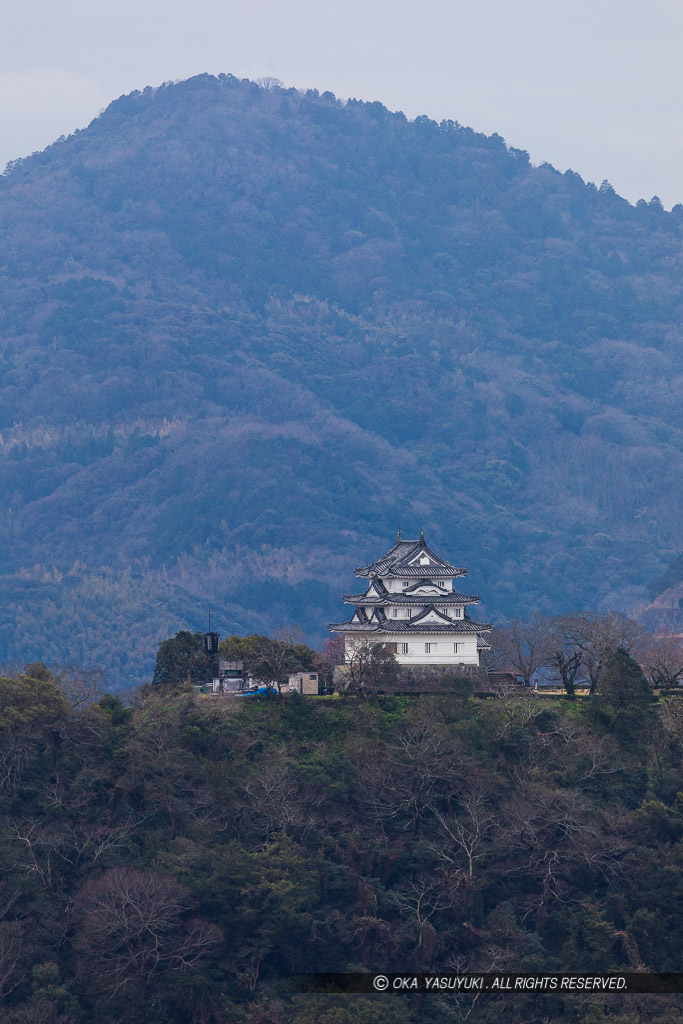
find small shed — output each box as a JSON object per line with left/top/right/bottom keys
{"left": 287, "top": 671, "right": 320, "bottom": 695}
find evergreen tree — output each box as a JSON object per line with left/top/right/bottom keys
{"left": 596, "top": 647, "right": 657, "bottom": 750}
{"left": 152, "top": 630, "right": 209, "bottom": 688}
{"left": 598, "top": 647, "right": 652, "bottom": 710}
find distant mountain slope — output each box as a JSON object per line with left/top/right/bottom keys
{"left": 1, "top": 74, "right": 681, "bottom": 688}
{"left": 643, "top": 553, "right": 683, "bottom": 635}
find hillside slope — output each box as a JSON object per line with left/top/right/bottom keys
{"left": 1, "top": 74, "right": 682, "bottom": 687}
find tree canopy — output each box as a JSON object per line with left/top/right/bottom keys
{"left": 0, "top": 662, "right": 681, "bottom": 1023}
{"left": 153, "top": 630, "right": 212, "bottom": 688}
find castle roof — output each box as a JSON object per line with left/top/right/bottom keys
{"left": 355, "top": 532, "right": 466, "bottom": 579}
{"left": 343, "top": 577, "right": 479, "bottom": 606}
{"left": 330, "top": 605, "right": 492, "bottom": 635}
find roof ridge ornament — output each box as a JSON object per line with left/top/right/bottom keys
{"left": 419, "top": 527, "right": 424, "bottom": 542}
{"left": 397, "top": 525, "right": 401, "bottom": 541}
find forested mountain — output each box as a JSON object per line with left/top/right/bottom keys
{"left": 1, "top": 74, "right": 682, "bottom": 688}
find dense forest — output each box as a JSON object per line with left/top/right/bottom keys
{"left": 0, "top": 74, "right": 682, "bottom": 687}
{"left": 0, "top": 658, "right": 681, "bottom": 1023}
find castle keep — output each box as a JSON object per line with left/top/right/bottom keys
{"left": 330, "top": 530, "right": 492, "bottom": 671}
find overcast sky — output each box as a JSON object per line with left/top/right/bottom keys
{"left": 3, "top": 0, "right": 682, "bottom": 208}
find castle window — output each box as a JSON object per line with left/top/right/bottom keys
{"left": 425, "top": 643, "right": 436, "bottom": 654}
{"left": 393, "top": 608, "right": 398, "bottom": 617}
{"left": 454, "top": 643, "right": 459, "bottom": 654}
{"left": 399, "top": 643, "right": 409, "bottom": 654}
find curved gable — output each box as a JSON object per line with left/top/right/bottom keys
{"left": 410, "top": 606, "right": 454, "bottom": 626}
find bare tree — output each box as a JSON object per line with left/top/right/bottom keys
{"left": 430, "top": 789, "right": 496, "bottom": 884}
{"left": 553, "top": 612, "right": 646, "bottom": 694}
{"left": 256, "top": 76, "right": 284, "bottom": 91}
{"left": 394, "top": 873, "right": 460, "bottom": 954}
{"left": 641, "top": 633, "right": 683, "bottom": 690}
{"left": 490, "top": 616, "right": 555, "bottom": 687}
{"left": 352, "top": 741, "right": 403, "bottom": 844}
{"left": 4, "top": 822, "right": 62, "bottom": 891}
{"left": 0, "top": 662, "right": 23, "bottom": 679}
{"left": 478, "top": 634, "right": 507, "bottom": 672}
{"left": 343, "top": 639, "right": 400, "bottom": 697}
{"left": 313, "top": 636, "right": 345, "bottom": 690}
{"left": 246, "top": 627, "right": 312, "bottom": 708}
{"left": 240, "top": 750, "right": 321, "bottom": 842}
{"left": 57, "top": 815, "right": 143, "bottom": 868}
{"left": 0, "top": 921, "right": 23, "bottom": 1000}
{"left": 495, "top": 783, "right": 624, "bottom": 917}
{"left": 54, "top": 664, "right": 105, "bottom": 708}
{"left": 551, "top": 648, "right": 583, "bottom": 697}
{"left": 72, "top": 867, "right": 222, "bottom": 996}
{"left": 222, "top": 628, "right": 314, "bottom": 706}
{"left": 357, "top": 715, "right": 465, "bottom": 836}
{"left": 0, "top": 734, "right": 36, "bottom": 798}
{"left": 486, "top": 676, "right": 546, "bottom": 738}
{"left": 3, "top": 810, "right": 144, "bottom": 893}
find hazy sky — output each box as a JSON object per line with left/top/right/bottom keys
{"left": 3, "top": 0, "right": 682, "bottom": 207}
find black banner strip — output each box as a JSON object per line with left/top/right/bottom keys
{"left": 294, "top": 973, "right": 683, "bottom": 994}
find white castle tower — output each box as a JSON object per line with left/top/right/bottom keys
{"left": 330, "top": 529, "right": 492, "bottom": 668}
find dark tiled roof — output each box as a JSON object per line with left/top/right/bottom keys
{"left": 329, "top": 620, "right": 376, "bottom": 632}
{"left": 343, "top": 591, "right": 480, "bottom": 605}
{"left": 354, "top": 564, "right": 467, "bottom": 579}
{"left": 329, "top": 618, "right": 492, "bottom": 635}
{"left": 383, "top": 619, "right": 491, "bottom": 633}
{"left": 355, "top": 535, "right": 466, "bottom": 578}
{"left": 404, "top": 578, "right": 445, "bottom": 593}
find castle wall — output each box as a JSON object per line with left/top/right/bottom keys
{"left": 334, "top": 662, "right": 489, "bottom": 693}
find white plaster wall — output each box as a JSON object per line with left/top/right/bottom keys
{"left": 344, "top": 633, "right": 480, "bottom": 666}
{"left": 388, "top": 633, "right": 480, "bottom": 665}
{"left": 383, "top": 577, "right": 455, "bottom": 593}
{"left": 385, "top": 606, "right": 418, "bottom": 620}
{"left": 383, "top": 605, "right": 464, "bottom": 622}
